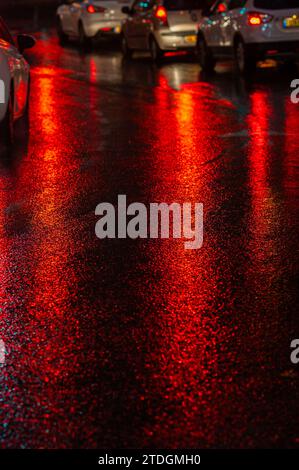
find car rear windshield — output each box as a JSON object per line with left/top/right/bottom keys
{"left": 254, "top": 0, "right": 299, "bottom": 9}
{"left": 164, "top": 0, "right": 206, "bottom": 11}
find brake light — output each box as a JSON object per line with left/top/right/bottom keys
{"left": 87, "top": 4, "right": 106, "bottom": 14}
{"left": 217, "top": 3, "right": 227, "bottom": 13}
{"left": 248, "top": 11, "right": 273, "bottom": 26}
{"left": 155, "top": 6, "right": 168, "bottom": 26}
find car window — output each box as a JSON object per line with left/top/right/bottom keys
{"left": 0, "top": 17, "right": 15, "bottom": 46}
{"left": 163, "top": 0, "right": 207, "bottom": 11}
{"left": 228, "top": 0, "right": 246, "bottom": 10}
{"left": 254, "top": 0, "right": 299, "bottom": 8}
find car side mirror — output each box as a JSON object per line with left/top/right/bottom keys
{"left": 17, "top": 34, "right": 36, "bottom": 53}
{"left": 122, "top": 6, "right": 133, "bottom": 15}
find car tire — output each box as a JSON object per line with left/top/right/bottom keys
{"left": 57, "top": 17, "right": 68, "bottom": 45}
{"left": 235, "top": 39, "right": 256, "bottom": 75}
{"left": 149, "top": 37, "right": 163, "bottom": 62}
{"left": 78, "top": 22, "right": 92, "bottom": 50}
{"left": 122, "top": 35, "right": 133, "bottom": 59}
{"left": 197, "top": 36, "right": 215, "bottom": 73}
{"left": 0, "top": 90, "right": 14, "bottom": 147}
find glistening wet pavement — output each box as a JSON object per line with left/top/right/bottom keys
{"left": 0, "top": 32, "right": 298, "bottom": 448}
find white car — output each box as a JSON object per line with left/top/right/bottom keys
{"left": 56, "top": 0, "right": 132, "bottom": 47}
{"left": 121, "top": 0, "right": 205, "bottom": 61}
{"left": 197, "top": 0, "right": 299, "bottom": 73}
{"left": 0, "top": 17, "right": 35, "bottom": 146}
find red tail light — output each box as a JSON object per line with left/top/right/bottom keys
{"left": 155, "top": 6, "right": 168, "bottom": 26}
{"left": 87, "top": 4, "right": 106, "bottom": 14}
{"left": 217, "top": 3, "right": 227, "bottom": 13}
{"left": 248, "top": 11, "right": 273, "bottom": 26}
{"left": 87, "top": 5, "right": 96, "bottom": 13}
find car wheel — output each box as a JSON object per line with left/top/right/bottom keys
{"left": 57, "top": 17, "right": 68, "bottom": 45}
{"left": 78, "top": 22, "right": 92, "bottom": 50}
{"left": 235, "top": 39, "right": 256, "bottom": 75}
{"left": 197, "top": 36, "right": 215, "bottom": 73}
{"left": 122, "top": 35, "right": 133, "bottom": 59}
{"left": 0, "top": 90, "right": 14, "bottom": 147}
{"left": 149, "top": 37, "right": 163, "bottom": 62}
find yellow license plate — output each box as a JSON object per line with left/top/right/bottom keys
{"left": 284, "top": 16, "right": 299, "bottom": 28}
{"left": 115, "top": 26, "right": 122, "bottom": 34}
{"left": 185, "top": 35, "right": 196, "bottom": 44}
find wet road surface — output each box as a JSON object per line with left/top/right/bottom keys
{"left": 0, "top": 32, "right": 299, "bottom": 448}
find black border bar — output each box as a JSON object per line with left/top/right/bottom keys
{"left": 0, "top": 449, "right": 298, "bottom": 467}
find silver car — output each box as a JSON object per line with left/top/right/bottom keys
{"left": 121, "top": 0, "right": 205, "bottom": 60}
{"left": 56, "top": 0, "right": 131, "bottom": 47}
{"left": 197, "top": 0, "right": 299, "bottom": 74}
{"left": 0, "top": 17, "right": 35, "bottom": 146}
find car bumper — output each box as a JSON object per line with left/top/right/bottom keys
{"left": 247, "top": 40, "right": 299, "bottom": 60}
{"left": 84, "top": 19, "right": 123, "bottom": 38}
{"left": 156, "top": 31, "right": 197, "bottom": 51}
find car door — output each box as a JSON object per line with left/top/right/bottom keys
{"left": 68, "top": 1, "right": 84, "bottom": 35}
{"left": 0, "top": 18, "right": 29, "bottom": 119}
{"left": 135, "top": 0, "right": 158, "bottom": 49}
{"left": 221, "top": 0, "right": 247, "bottom": 48}
{"left": 0, "top": 42, "right": 8, "bottom": 123}
{"left": 204, "top": 0, "right": 228, "bottom": 48}
{"left": 58, "top": 2, "right": 75, "bottom": 33}
{"left": 126, "top": 0, "right": 152, "bottom": 49}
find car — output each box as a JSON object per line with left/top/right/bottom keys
{"left": 121, "top": 0, "right": 206, "bottom": 61}
{"left": 0, "top": 17, "right": 35, "bottom": 147}
{"left": 56, "top": 0, "right": 132, "bottom": 47}
{"left": 197, "top": 0, "right": 299, "bottom": 74}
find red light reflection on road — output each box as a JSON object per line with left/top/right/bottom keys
{"left": 247, "top": 90, "right": 273, "bottom": 235}
{"left": 135, "top": 73, "right": 241, "bottom": 446}
{"left": 283, "top": 96, "right": 299, "bottom": 207}
{"left": 244, "top": 89, "right": 298, "bottom": 385}
{"left": 246, "top": 90, "right": 286, "bottom": 272}
{"left": 0, "top": 63, "right": 91, "bottom": 446}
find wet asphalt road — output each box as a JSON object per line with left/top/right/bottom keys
{"left": 0, "top": 31, "right": 298, "bottom": 449}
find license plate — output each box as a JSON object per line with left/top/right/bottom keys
{"left": 283, "top": 16, "right": 299, "bottom": 28}
{"left": 115, "top": 26, "right": 121, "bottom": 34}
{"left": 185, "top": 35, "right": 196, "bottom": 44}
